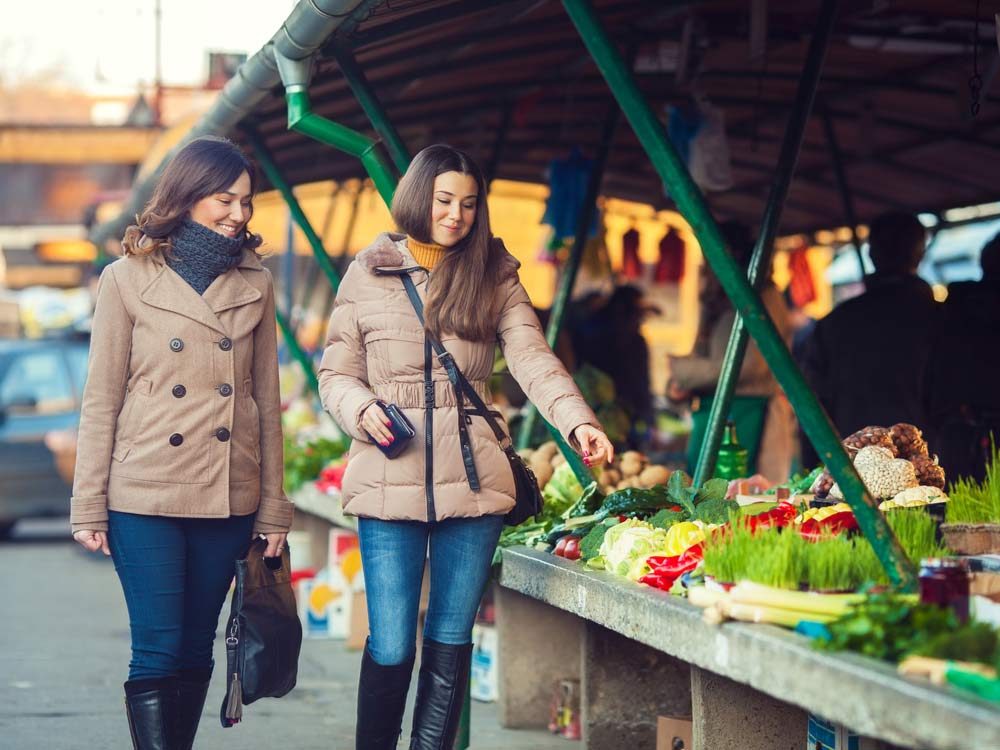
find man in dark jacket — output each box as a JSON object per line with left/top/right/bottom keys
{"left": 801, "top": 212, "right": 940, "bottom": 466}
{"left": 927, "top": 233, "right": 1000, "bottom": 481}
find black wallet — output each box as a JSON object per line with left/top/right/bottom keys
{"left": 366, "top": 401, "right": 415, "bottom": 459}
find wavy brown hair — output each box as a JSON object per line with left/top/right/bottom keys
{"left": 122, "top": 136, "right": 262, "bottom": 256}
{"left": 392, "top": 144, "right": 510, "bottom": 342}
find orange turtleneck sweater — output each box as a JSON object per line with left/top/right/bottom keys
{"left": 407, "top": 237, "right": 447, "bottom": 271}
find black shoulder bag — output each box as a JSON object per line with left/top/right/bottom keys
{"left": 220, "top": 537, "right": 303, "bottom": 727}
{"left": 400, "top": 274, "right": 543, "bottom": 526}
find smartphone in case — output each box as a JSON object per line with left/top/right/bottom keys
{"left": 367, "top": 401, "right": 415, "bottom": 458}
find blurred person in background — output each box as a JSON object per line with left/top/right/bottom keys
{"left": 668, "top": 221, "right": 795, "bottom": 482}
{"left": 927, "top": 232, "right": 1000, "bottom": 481}
{"left": 71, "top": 136, "right": 292, "bottom": 749}
{"left": 801, "top": 212, "right": 940, "bottom": 467}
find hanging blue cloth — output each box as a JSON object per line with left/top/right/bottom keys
{"left": 667, "top": 105, "right": 702, "bottom": 166}
{"left": 541, "top": 147, "right": 598, "bottom": 240}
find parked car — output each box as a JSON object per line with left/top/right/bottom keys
{"left": 0, "top": 337, "right": 88, "bottom": 538}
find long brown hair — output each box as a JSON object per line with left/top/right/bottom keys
{"left": 122, "top": 136, "right": 262, "bottom": 256}
{"left": 392, "top": 144, "right": 509, "bottom": 342}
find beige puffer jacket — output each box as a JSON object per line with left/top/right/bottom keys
{"left": 318, "top": 233, "right": 600, "bottom": 522}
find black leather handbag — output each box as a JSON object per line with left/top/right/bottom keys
{"left": 400, "top": 275, "right": 544, "bottom": 526}
{"left": 220, "top": 538, "right": 303, "bottom": 727}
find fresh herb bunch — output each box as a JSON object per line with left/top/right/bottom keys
{"left": 947, "top": 441, "right": 1000, "bottom": 524}
{"left": 886, "top": 508, "right": 949, "bottom": 561}
{"left": 817, "top": 593, "right": 959, "bottom": 663}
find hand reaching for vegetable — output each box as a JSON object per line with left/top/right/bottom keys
{"left": 573, "top": 425, "right": 614, "bottom": 468}
{"left": 361, "top": 402, "right": 395, "bottom": 447}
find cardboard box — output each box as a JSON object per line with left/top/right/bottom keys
{"left": 656, "top": 716, "right": 692, "bottom": 750}
{"left": 296, "top": 565, "right": 354, "bottom": 639}
{"left": 470, "top": 624, "right": 499, "bottom": 702}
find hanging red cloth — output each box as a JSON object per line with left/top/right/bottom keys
{"left": 654, "top": 227, "right": 685, "bottom": 284}
{"left": 787, "top": 243, "right": 817, "bottom": 308}
{"left": 621, "top": 227, "right": 642, "bottom": 280}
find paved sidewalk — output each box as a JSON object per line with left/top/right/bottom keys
{"left": 1, "top": 520, "right": 572, "bottom": 749}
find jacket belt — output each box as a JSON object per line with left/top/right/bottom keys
{"left": 372, "top": 380, "right": 492, "bottom": 410}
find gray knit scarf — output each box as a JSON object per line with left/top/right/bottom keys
{"left": 167, "top": 217, "right": 245, "bottom": 295}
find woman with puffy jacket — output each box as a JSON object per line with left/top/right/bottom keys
{"left": 319, "top": 144, "right": 613, "bottom": 749}
{"left": 71, "top": 136, "right": 292, "bottom": 749}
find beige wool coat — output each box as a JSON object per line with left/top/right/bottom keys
{"left": 318, "top": 233, "right": 600, "bottom": 522}
{"left": 70, "top": 248, "right": 293, "bottom": 534}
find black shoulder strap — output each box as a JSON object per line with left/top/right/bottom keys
{"left": 400, "top": 275, "right": 511, "bottom": 450}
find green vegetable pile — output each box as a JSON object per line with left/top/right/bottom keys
{"left": 817, "top": 593, "right": 1000, "bottom": 670}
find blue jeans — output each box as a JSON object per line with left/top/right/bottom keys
{"left": 108, "top": 510, "right": 256, "bottom": 681}
{"left": 358, "top": 515, "right": 504, "bottom": 666}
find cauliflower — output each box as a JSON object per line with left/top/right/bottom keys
{"left": 829, "top": 446, "right": 919, "bottom": 500}
{"left": 599, "top": 519, "right": 669, "bottom": 580}
{"left": 879, "top": 485, "right": 948, "bottom": 510}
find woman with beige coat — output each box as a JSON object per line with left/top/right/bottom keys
{"left": 319, "top": 144, "right": 613, "bottom": 750}
{"left": 71, "top": 136, "right": 292, "bottom": 749}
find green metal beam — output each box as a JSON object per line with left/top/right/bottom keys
{"left": 516, "top": 99, "right": 621, "bottom": 495}
{"left": 275, "top": 306, "right": 320, "bottom": 398}
{"left": 331, "top": 39, "right": 411, "bottom": 175}
{"left": 285, "top": 88, "right": 397, "bottom": 207}
{"left": 694, "top": 0, "right": 839, "bottom": 485}
{"left": 244, "top": 127, "right": 342, "bottom": 293}
{"left": 562, "top": 0, "right": 917, "bottom": 591}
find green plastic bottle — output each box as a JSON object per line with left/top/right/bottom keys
{"left": 714, "top": 420, "right": 749, "bottom": 480}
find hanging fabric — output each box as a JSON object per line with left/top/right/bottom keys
{"left": 621, "top": 227, "right": 642, "bottom": 280}
{"left": 654, "top": 227, "right": 686, "bottom": 284}
{"left": 541, "top": 146, "right": 597, "bottom": 241}
{"left": 787, "top": 242, "right": 817, "bottom": 308}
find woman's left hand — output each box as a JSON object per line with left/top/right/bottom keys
{"left": 572, "top": 425, "right": 615, "bottom": 468}
{"left": 260, "top": 532, "right": 288, "bottom": 558}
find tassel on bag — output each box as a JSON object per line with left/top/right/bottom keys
{"left": 225, "top": 672, "right": 243, "bottom": 723}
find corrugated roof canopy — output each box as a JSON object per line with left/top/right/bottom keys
{"left": 115, "top": 0, "right": 1000, "bottom": 239}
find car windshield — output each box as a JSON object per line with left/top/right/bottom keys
{"left": 0, "top": 348, "right": 75, "bottom": 415}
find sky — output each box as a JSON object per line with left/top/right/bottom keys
{"left": 4, "top": 1, "right": 297, "bottom": 93}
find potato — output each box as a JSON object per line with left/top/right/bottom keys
{"left": 639, "top": 466, "right": 670, "bottom": 488}
{"left": 551, "top": 453, "right": 566, "bottom": 468}
{"left": 532, "top": 461, "right": 554, "bottom": 488}
{"left": 601, "top": 468, "right": 622, "bottom": 486}
{"left": 536, "top": 441, "right": 559, "bottom": 461}
{"left": 620, "top": 455, "right": 644, "bottom": 478}
{"left": 518, "top": 449, "right": 535, "bottom": 462}
{"left": 600, "top": 484, "right": 617, "bottom": 496}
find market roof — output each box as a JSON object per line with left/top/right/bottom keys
{"left": 93, "top": 0, "right": 1000, "bottom": 245}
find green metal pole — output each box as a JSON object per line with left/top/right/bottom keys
{"left": 285, "top": 89, "right": 397, "bottom": 207}
{"left": 516, "top": 101, "right": 621, "bottom": 492}
{"left": 821, "top": 106, "right": 867, "bottom": 282}
{"left": 244, "top": 128, "right": 342, "bottom": 293}
{"left": 693, "top": 0, "right": 839, "bottom": 486}
{"left": 562, "top": 0, "right": 917, "bottom": 590}
{"left": 331, "top": 39, "right": 411, "bottom": 175}
{"left": 275, "top": 306, "right": 320, "bottom": 398}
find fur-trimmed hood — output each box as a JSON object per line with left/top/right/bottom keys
{"left": 355, "top": 231, "right": 521, "bottom": 276}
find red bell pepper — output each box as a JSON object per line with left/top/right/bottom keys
{"left": 745, "top": 501, "right": 798, "bottom": 533}
{"left": 638, "top": 544, "right": 704, "bottom": 591}
{"left": 800, "top": 510, "right": 858, "bottom": 541}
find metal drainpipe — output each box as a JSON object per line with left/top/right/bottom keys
{"left": 561, "top": 0, "right": 917, "bottom": 590}
{"left": 693, "top": 0, "right": 839, "bottom": 486}
{"left": 331, "top": 39, "right": 411, "bottom": 175}
{"left": 275, "top": 50, "right": 398, "bottom": 207}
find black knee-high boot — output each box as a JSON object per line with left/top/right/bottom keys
{"left": 175, "top": 668, "right": 211, "bottom": 750}
{"left": 408, "top": 639, "right": 473, "bottom": 750}
{"left": 124, "top": 677, "right": 178, "bottom": 750}
{"left": 357, "top": 639, "right": 416, "bottom": 750}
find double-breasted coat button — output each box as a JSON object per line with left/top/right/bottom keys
{"left": 219, "top": 337, "right": 233, "bottom": 351}
{"left": 216, "top": 427, "right": 231, "bottom": 442}
{"left": 169, "top": 433, "right": 184, "bottom": 446}
{"left": 169, "top": 338, "right": 184, "bottom": 352}
{"left": 218, "top": 383, "right": 233, "bottom": 397}
{"left": 172, "top": 385, "right": 186, "bottom": 398}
